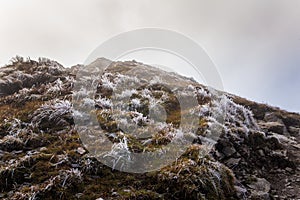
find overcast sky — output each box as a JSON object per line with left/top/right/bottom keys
{"left": 0, "top": 0, "right": 299, "bottom": 112}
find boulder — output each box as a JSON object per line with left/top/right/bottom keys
{"left": 259, "top": 122, "right": 286, "bottom": 135}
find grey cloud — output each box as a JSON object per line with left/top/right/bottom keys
{"left": 0, "top": 0, "right": 299, "bottom": 112}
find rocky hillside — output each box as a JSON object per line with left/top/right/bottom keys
{"left": 0, "top": 57, "right": 299, "bottom": 200}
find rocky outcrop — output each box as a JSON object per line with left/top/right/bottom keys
{"left": 0, "top": 57, "right": 299, "bottom": 200}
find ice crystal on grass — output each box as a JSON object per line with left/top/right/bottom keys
{"left": 46, "top": 78, "right": 63, "bottom": 95}
{"left": 31, "top": 100, "right": 73, "bottom": 131}
{"left": 104, "top": 136, "right": 132, "bottom": 171}
{"left": 7, "top": 118, "right": 23, "bottom": 137}
{"left": 211, "top": 95, "right": 258, "bottom": 131}
{"left": 117, "top": 89, "right": 138, "bottom": 98}
{"left": 158, "top": 144, "right": 236, "bottom": 199}
{"left": 95, "top": 96, "right": 113, "bottom": 109}
{"left": 101, "top": 73, "right": 116, "bottom": 90}
{"left": 131, "top": 111, "right": 148, "bottom": 125}
{"left": 61, "top": 168, "right": 83, "bottom": 187}
{"left": 131, "top": 98, "right": 141, "bottom": 108}
{"left": 37, "top": 57, "right": 64, "bottom": 75}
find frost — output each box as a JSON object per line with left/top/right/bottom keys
{"left": 37, "top": 57, "right": 64, "bottom": 75}
{"left": 82, "top": 97, "right": 95, "bottom": 107}
{"left": 117, "top": 89, "right": 137, "bottom": 98}
{"left": 196, "top": 87, "right": 211, "bottom": 99}
{"left": 61, "top": 168, "right": 83, "bottom": 187}
{"left": 131, "top": 112, "right": 148, "bottom": 125}
{"left": 131, "top": 98, "right": 141, "bottom": 107}
{"left": 6, "top": 118, "right": 23, "bottom": 137}
{"left": 50, "top": 153, "right": 69, "bottom": 167}
{"left": 114, "top": 73, "right": 139, "bottom": 85}
{"left": 101, "top": 73, "right": 115, "bottom": 90}
{"left": 217, "top": 95, "right": 258, "bottom": 130}
{"left": 104, "top": 137, "right": 132, "bottom": 170}
{"left": 73, "top": 87, "right": 89, "bottom": 100}
{"left": 46, "top": 78, "right": 63, "bottom": 94}
{"left": 32, "top": 100, "right": 73, "bottom": 130}
{"left": 172, "top": 129, "right": 185, "bottom": 142}
{"left": 95, "top": 97, "right": 113, "bottom": 108}
{"left": 149, "top": 76, "right": 162, "bottom": 85}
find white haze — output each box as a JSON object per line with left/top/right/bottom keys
{"left": 0, "top": 0, "right": 299, "bottom": 112}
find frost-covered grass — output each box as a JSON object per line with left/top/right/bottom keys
{"left": 1, "top": 58, "right": 267, "bottom": 199}
{"left": 31, "top": 100, "right": 73, "bottom": 131}
{"left": 206, "top": 94, "right": 259, "bottom": 141}
{"left": 103, "top": 136, "right": 132, "bottom": 170}
{"left": 86, "top": 70, "right": 259, "bottom": 173}
{"left": 61, "top": 168, "right": 83, "bottom": 187}
{"left": 46, "top": 78, "right": 64, "bottom": 95}
{"left": 158, "top": 144, "right": 236, "bottom": 199}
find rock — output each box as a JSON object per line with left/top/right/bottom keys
{"left": 285, "top": 167, "right": 293, "bottom": 173}
{"left": 258, "top": 149, "right": 265, "bottom": 156}
{"left": 259, "top": 122, "right": 286, "bottom": 135}
{"left": 222, "top": 146, "right": 237, "bottom": 157}
{"left": 248, "top": 178, "right": 271, "bottom": 200}
{"left": 264, "top": 112, "right": 280, "bottom": 122}
{"left": 267, "top": 133, "right": 296, "bottom": 146}
{"left": 288, "top": 126, "right": 300, "bottom": 136}
{"left": 281, "top": 115, "right": 300, "bottom": 129}
{"left": 1, "top": 57, "right": 300, "bottom": 199}
{"left": 292, "top": 144, "right": 300, "bottom": 149}
{"left": 249, "top": 131, "right": 266, "bottom": 148}
{"left": 214, "top": 150, "right": 225, "bottom": 160}
{"left": 266, "top": 136, "right": 282, "bottom": 150}
{"left": 225, "top": 158, "right": 241, "bottom": 168}
{"left": 234, "top": 186, "right": 247, "bottom": 199}
{"left": 215, "top": 139, "right": 236, "bottom": 158}
{"left": 251, "top": 192, "right": 270, "bottom": 200}
{"left": 271, "top": 150, "right": 287, "bottom": 157}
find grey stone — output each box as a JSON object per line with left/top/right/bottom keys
{"left": 259, "top": 122, "right": 286, "bottom": 135}
{"left": 234, "top": 186, "right": 247, "bottom": 199}
{"left": 258, "top": 149, "right": 265, "bottom": 156}
{"left": 225, "top": 158, "right": 241, "bottom": 168}
{"left": 264, "top": 112, "right": 280, "bottom": 122}
{"left": 222, "top": 146, "right": 236, "bottom": 157}
{"left": 285, "top": 167, "right": 293, "bottom": 173}
{"left": 248, "top": 178, "right": 271, "bottom": 200}
{"left": 288, "top": 126, "right": 300, "bottom": 136}
{"left": 292, "top": 144, "right": 300, "bottom": 149}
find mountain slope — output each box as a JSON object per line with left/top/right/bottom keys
{"left": 0, "top": 57, "right": 299, "bottom": 200}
